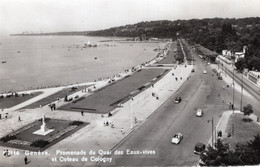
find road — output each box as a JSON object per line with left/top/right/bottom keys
{"left": 95, "top": 55, "right": 218, "bottom": 166}
{"left": 97, "top": 51, "right": 260, "bottom": 166}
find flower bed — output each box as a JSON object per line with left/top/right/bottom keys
{"left": 8, "top": 139, "right": 32, "bottom": 146}
{"left": 9, "top": 121, "right": 40, "bottom": 136}
{"left": 47, "top": 125, "right": 77, "bottom": 143}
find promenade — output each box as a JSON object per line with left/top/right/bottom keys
{"left": 0, "top": 52, "right": 194, "bottom": 166}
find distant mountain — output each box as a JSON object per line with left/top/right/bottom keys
{"left": 87, "top": 17, "right": 260, "bottom": 39}
{"left": 10, "top": 31, "right": 90, "bottom": 36}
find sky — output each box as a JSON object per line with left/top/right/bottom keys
{"left": 0, "top": 0, "right": 260, "bottom": 35}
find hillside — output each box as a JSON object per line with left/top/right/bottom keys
{"left": 11, "top": 17, "right": 260, "bottom": 71}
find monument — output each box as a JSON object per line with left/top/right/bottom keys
{"left": 33, "top": 114, "right": 54, "bottom": 136}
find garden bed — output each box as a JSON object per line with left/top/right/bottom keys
{"left": 0, "top": 118, "right": 88, "bottom": 151}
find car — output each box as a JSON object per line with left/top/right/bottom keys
{"left": 174, "top": 97, "right": 182, "bottom": 103}
{"left": 191, "top": 69, "right": 195, "bottom": 72}
{"left": 194, "top": 143, "right": 206, "bottom": 154}
{"left": 218, "top": 76, "right": 222, "bottom": 80}
{"left": 171, "top": 133, "right": 183, "bottom": 144}
{"left": 196, "top": 109, "right": 204, "bottom": 117}
{"left": 203, "top": 70, "right": 207, "bottom": 74}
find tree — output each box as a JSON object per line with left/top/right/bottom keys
{"left": 235, "top": 58, "right": 248, "bottom": 72}
{"left": 247, "top": 134, "right": 260, "bottom": 151}
{"left": 200, "top": 137, "right": 260, "bottom": 166}
{"left": 200, "top": 139, "right": 231, "bottom": 166}
{"left": 241, "top": 104, "right": 254, "bottom": 122}
{"left": 242, "top": 104, "right": 253, "bottom": 116}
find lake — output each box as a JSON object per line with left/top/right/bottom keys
{"left": 0, "top": 36, "right": 164, "bottom": 92}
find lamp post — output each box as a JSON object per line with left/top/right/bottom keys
{"left": 130, "top": 97, "right": 133, "bottom": 129}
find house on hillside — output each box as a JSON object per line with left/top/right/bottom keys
{"left": 234, "top": 46, "right": 247, "bottom": 62}
{"left": 247, "top": 71, "right": 260, "bottom": 86}
{"left": 222, "top": 46, "right": 247, "bottom": 63}
{"left": 222, "top": 50, "right": 233, "bottom": 57}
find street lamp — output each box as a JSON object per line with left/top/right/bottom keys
{"left": 130, "top": 97, "right": 134, "bottom": 129}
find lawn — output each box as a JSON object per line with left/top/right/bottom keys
{"left": 0, "top": 92, "right": 42, "bottom": 109}
{"left": 59, "top": 69, "right": 168, "bottom": 114}
{"left": 223, "top": 113, "right": 260, "bottom": 149}
{"left": 24, "top": 85, "right": 93, "bottom": 109}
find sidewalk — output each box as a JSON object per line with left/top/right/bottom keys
{"left": 209, "top": 110, "right": 260, "bottom": 146}
{"left": 216, "top": 56, "right": 260, "bottom": 89}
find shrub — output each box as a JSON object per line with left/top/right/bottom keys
{"left": 69, "top": 121, "right": 83, "bottom": 126}
{"left": 30, "top": 139, "right": 49, "bottom": 148}
{"left": 0, "top": 135, "right": 17, "bottom": 142}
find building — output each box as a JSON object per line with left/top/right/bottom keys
{"left": 247, "top": 71, "right": 260, "bottom": 85}
{"left": 222, "top": 50, "right": 233, "bottom": 58}
{"left": 222, "top": 46, "right": 247, "bottom": 63}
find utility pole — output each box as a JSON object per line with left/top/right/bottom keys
{"left": 208, "top": 118, "right": 215, "bottom": 147}
{"left": 212, "top": 117, "right": 214, "bottom": 147}
{"left": 232, "top": 68, "right": 235, "bottom": 114}
{"left": 240, "top": 73, "right": 244, "bottom": 111}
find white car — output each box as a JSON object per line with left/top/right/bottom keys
{"left": 203, "top": 70, "right": 207, "bottom": 74}
{"left": 171, "top": 133, "right": 183, "bottom": 144}
{"left": 196, "top": 109, "right": 204, "bottom": 117}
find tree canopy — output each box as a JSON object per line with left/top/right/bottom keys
{"left": 200, "top": 135, "right": 260, "bottom": 166}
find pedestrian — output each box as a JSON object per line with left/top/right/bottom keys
{"left": 81, "top": 111, "right": 84, "bottom": 116}
{"left": 3, "top": 149, "right": 6, "bottom": 157}
{"left": 24, "top": 156, "right": 28, "bottom": 165}
{"left": 108, "top": 112, "right": 112, "bottom": 117}
{"left": 121, "top": 128, "right": 125, "bottom": 134}
{"left": 111, "top": 122, "right": 114, "bottom": 128}
{"left": 18, "top": 116, "right": 21, "bottom": 122}
{"left": 5, "top": 149, "right": 8, "bottom": 157}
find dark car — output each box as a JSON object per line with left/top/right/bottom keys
{"left": 174, "top": 97, "right": 182, "bottom": 104}
{"left": 194, "top": 143, "right": 206, "bottom": 154}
